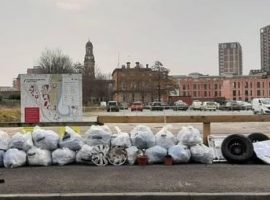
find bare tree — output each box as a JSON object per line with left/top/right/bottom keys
{"left": 37, "top": 49, "right": 75, "bottom": 74}
{"left": 151, "top": 61, "right": 178, "bottom": 102}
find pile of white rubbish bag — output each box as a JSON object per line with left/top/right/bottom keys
{"left": 0, "top": 125, "right": 214, "bottom": 168}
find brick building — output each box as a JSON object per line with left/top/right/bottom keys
{"left": 219, "top": 42, "right": 242, "bottom": 76}
{"left": 174, "top": 73, "right": 270, "bottom": 102}
{"left": 112, "top": 62, "right": 176, "bottom": 104}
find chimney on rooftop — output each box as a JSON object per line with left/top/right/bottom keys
{"left": 135, "top": 62, "right": 140, "bottom": 68}
{"left": 127, "top": 62, "right": 131, "bottom": 69}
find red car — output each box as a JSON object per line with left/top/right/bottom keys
{"left": 131, "top": 102, "right": 143, "bottom": 111}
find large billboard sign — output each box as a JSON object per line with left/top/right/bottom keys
{"left": 20, "top": 74, "right": 82, "bottom": 122}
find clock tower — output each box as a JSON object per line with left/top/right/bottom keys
{"left": 84, "top": 40, "right": 95, "bottom": 79}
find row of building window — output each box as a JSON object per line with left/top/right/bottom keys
{"left": 232, "top": 90, "right": 270, "bottom": 97}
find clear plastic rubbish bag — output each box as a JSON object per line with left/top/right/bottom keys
{"left": 59, "top": 126, "right": 83, "bottom": 151}
{"left": 52, "top": 148, "right": 76, "bottom": 166}
{"left": 84, "top": 125, "right": 112, "bottom": 146}
{"left": 32, "top": 126, "right": 59, "bottom": 151}
{"left": 27, "top": 147, "right": 52, "bottom": 166}
{"left": 126, "top": 146, "right": 141, "bottom": 165}
{"left": 76, "top": 144, "right": 94, "bottom": 164}
{"left": 130, "top": 125, "right": 155, "bottom": 150}
{"left": 9, "top": 132, "right": 33, "bottom": 151}
{"left": 190, "top": 144, "right": 214, "bottom": 164}
{"left": 0, "top": 130, "right": 10, "bottom": 150}
{"left": 0, "top": 150, "right": 4, "bottom": 167}
{"left": 155, "top": 125, "right": 177, "bottom": 149}
{"left": 4, "top": 148, "right": 26, "bottom": 168}
{"left": 145, "top": 145, "right": 167, "bottom": 164}
{"left": 177, "top": 126, "right": 203, "bottom": 147}
{"left": 111, "top": 127, "right": 131, "bottom": 148}
{"left": 168, "top": 144, "right": 191, "bottom": 163}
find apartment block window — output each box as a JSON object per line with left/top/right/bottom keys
{"left": 238, "top": 82, "right": 240, "bottom": 88}
{"left": 204, "top": 84, "right": 207, "bottom": 90}
{"left": 193, "top": 84, "right": 196, "bottom": 90}
{"left": 263, "top": 82, "right": 265, "bottom": 88}
{"left": 257, "top": 90, "right": 261, "bottom": 96}
{"left": 193, "top": 91, "right": 196, "bottom": 97}
{"left": 233, "top": 90, "right": 236, "bottom": 96}
{"left": 250, "top": 82, "right": 252, "bottom": 88}
{"left": 251, "top": 90, "right": 252, "bottom": 96}
{"left": 214, "top": 84, "right": 218, "bottom": 89}
{"left": 233, "top": 82, "right": 236, "bottom": 88}
{"left": 245, "top": 90, "right": 248, "bottom": 96}
{"left": 245, "top": 82, "right": 248, "bottom": 88}
{"left": 204, "top": 91, "right": 207, "bottom": 97}
{"left": 215, "top": 91, "right": 218, "bottom": 97}
{"left": 183, "top": 85, "right": 186, "bottom": 90}
{"left": 257, "top": 82, "right": 261, "bottom": 88}
{"left": 219, "top": 91, "right": 221, "bottom": 96}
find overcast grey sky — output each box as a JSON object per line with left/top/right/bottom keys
{"left": 0, "top": 0, "right": 270, "bottom": 86}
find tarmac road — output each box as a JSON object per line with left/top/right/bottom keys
{"left": 1, "top": 164, "right": 270, "bottom": 194}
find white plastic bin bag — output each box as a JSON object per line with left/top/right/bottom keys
{"left": 84, "top": 125, "right": 111, "bottom": 146}
{"left": 126, "top": 146, "right": 141, "bottom": 165}
{"left": 9, "top": 132, "right": 33, "bottom": 151}
{"left": 155, "top": 125, "right": 177, "bottom": 149}
{"left": 76, "top": 144, "right": 94, "bottom": 164}
{"left": 177, "top": 126, "right": 203, "bottom": 147}
{"left": 52, "top": 148, "right": 76, "bottom": 166}
{"left": 32, "top": 126, "right": 59, "bottom": 151}
{"left": 111, "top": 127, "right": 132, "bottom": 148}
{"left": 190, "top": 144, "right": 214, "bottom": 164}
{"left": 168, "top": 144, "right": 191, "bottom": 163}
{"left": 4, "top": 148, "right": 26, "bottom": 168}
{"left": 0, "top": 150, "right": 4, "bottom": 167}
{"left": 0, "top": 130, "right": 10, "bottom": 150}
{"left": 145, "top": 145, "right": 167, "bottom": 164}
{"left": 59, "top": 126, "right": 83, "bottom": 151}
{"left": 27, "top": 147, "right": 52, "bottom": 166}
{"left": 130, "top": 125, "right": 155, "bottom": 149}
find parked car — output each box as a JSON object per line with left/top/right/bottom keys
{"left": 106, "top": 101, "right": 120, "bottom": 112}
{"left": 190, "top": 100, "right": 202, "bottom": 110}
{"left": 119, "top": 102, "right": 128, "bottom": 110}
{"left": 172, "top": 100, "right": 189, "bottom": 111}
{"left": 219, "top": 100, "right": 242, "bottom": 111}
{"left": 131, "top": 101, "right": 143, "bottom": 111}
{"left": 202, "top": 101, "right": 217, "bottom": 111}
{"left": 143, "top": 103, "right": 152, "bottom": 110}
{"left": 236, "top": 101, "right": 252, "bottom": 110}
{"left": 252, "top": 98, "right": 270, "bottom": 114}
{"left": 150, "top": 102, "right": 164, "bottom": 111}
{"left": 161, "top": 102, "right": 171, "bottom": 110}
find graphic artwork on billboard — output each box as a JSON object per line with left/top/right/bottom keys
{"left": 20, "top": 74, "right": 82, "bottom": 122}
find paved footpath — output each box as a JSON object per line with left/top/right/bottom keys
{"left": 0, "top": 164, "right": 270, "bottom": 199}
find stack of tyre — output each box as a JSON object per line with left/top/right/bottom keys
{"left": 221, "top": 133, "right": 269, "bottom": 163}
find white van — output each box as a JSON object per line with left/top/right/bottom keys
{"left": 251, "top": 98, "right": 270, "bottom": 114}
{"left": 190, "top": 100, "right": 202, "bottom": 110}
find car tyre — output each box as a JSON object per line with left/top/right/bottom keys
{"left": 248, "top": 132, "right": 269, "bottom": 143}
{"left": 221, "top": 134, "right": 254, "bottom": 163}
